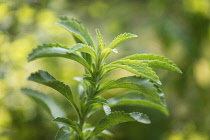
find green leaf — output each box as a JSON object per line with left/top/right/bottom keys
{"left": 108, "top": 33, "right": 137, "bottom": 49}
{"left": 86, "top": 111, "right": 150, "bottom": 140}
{"left": 108, "top": 90, "right": 168, "bottom": 115}
{"left": 28, "top": 70, "right": 74, "bottom": 102}
{"left": 55, "top": 126, "right": 71, "bottom": 140}
{"left": 21, "top": 88, "right": 66, "bottom": 118}
{"left": 86, "top": 97, "right": 107, "bottom": 107}
{"left": 52, "top": 117, "right": 78, "bottom": 133}
{"left": 97, "top": 76, "right": 168, "bottom": 115}
{"left": 104, "top": 60, "right": 161, "bottom": 85}
{"left": 98, "top": 76, "right": 158, "bottom": 96}
{"left": 69, "top": 43, "right": 96, "bottom": 59}
{"left": 27, "top": 43, "right": 92, "bottom": 73}
{"left": 123, "top": 54, "right": 182, "bottom": 73}
{"left": 101, "top": 48, "right": 118, "bottom": 60}
{"left": 83, "top": 127, "right": 113, "bottom": 138}
{"left": 96, "top": 29, "right": 106, "bottom": 51}
{"left": 56, "top": 17, "right": 94, "bottom": 47}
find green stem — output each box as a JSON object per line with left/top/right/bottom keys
{"left": 77, "top": 45, "right": 104, "bottom": 140}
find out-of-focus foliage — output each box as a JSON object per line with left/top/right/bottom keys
{"left": 0, "top": 0, "right": 209, "bottom": 140}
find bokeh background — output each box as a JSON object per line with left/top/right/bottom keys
{"left": 0, "top": 0, "right": 209, "bottom": 140}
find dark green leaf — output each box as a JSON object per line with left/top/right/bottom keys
{"left": 28, "top": 70, "right": 74, "bottom": 102}
{"left": 108, "top": 90, "right": 168, "bottom": 115}
{"left": 86, "top": 111, "right": 150, "bottom": 140}
{"left": 21, "top": 88, "right": 65, "bottom": 118}
{"left": 52, "top": 117, "right": 78, "bottom": 132}
{"left": 55, "top": 126, "right": 71, "bottom": 140}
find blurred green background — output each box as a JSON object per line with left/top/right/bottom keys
{"left": 0, "top": 0, "right": 209, "bottom": 140}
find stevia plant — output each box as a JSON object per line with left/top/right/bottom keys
{"left": 21, "top": 17, "right": 182, "bottom": 140}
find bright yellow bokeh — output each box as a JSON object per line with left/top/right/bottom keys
{"left": 36, "top": 10, "right": 57, "bottom": 29}
{"left": 0, "top": 3, "right": 9, "bottom": 19}
{"left": 8, "top": 35, "right": 35, "bottom": 65}
{"left": 183, "top": 0, "right": 210, "bottom": 16}
{"left": 193, "top": 58, "right": 210, "bottom": 88}
{"left": 16, "top": 5, "right": 35, "bottom": 24}
{"left": 0, "top": 108, "right": 11, "bottom": 126}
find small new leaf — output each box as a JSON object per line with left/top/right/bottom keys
{"left": 69, "top": 43, "right": 96, "bottom": 59}
{"left": 86, "top": 97, "right": 107, "bottom": 107}
{"left": 96, "top": 29, "right": 105, "bottom": 51}
{"left": 108, "top": 33, "right": 137, "bottom": 49}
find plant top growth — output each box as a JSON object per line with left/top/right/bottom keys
{"left": 22, "top": 17, "right": 181, "bottom": 140}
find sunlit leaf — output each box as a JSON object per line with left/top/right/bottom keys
{"left": 96, "top": 29, "right": 105, "bottom": 51}
{"left": 27, "top": 43, "right": 92, "bottom": 72}
{"left": 123, "top": 54, "right": 182, "bottom": 73}
{"left": 69, "top": 43, "right": 96, "bottom": 59}
{"left": 104, "top": 60, "right": 161, "bottom": 85}
{"left": 108, "top": 33, "right": 137, "bottom": 49}
{"left": 101, "top": 48, "right": 118, "bottom": 60}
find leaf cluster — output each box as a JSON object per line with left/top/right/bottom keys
{"left": 22, "top": 17, "right": 181, "bottom": 140}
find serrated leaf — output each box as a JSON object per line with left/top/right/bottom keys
{"left": 86, "top": 97, "right": 107, "bottom": 107}
{"left": 97, "top": 76, "right": 168, "bottom": 115}
{"left": 101, "top": 48, "right": 118, "bottom": 60}
{"left": 108, "top": 90, "right": 168, "bottom": 115}
{"left": 28, "top": 70, "right": 74, "bottom": 102}
{"left": 52, "top": 117, "right": 78, "bottom": 133}
{"left": 21, "top": 88, "right": 66, "bottom": 118}
{"left": 69, "top": 43, "right": 96, "bottom": 59}
{"left": 96, "top": 29, "right": 105, "bottom": 51}
{"left": 27, "top": 43, "right": 92, "bottom": 73}
{"left": 56, "top": 17, "right": 94, "bottom": 47}
{"left": 55, "top": 126, "right": 71, "bottom": 140}
{"left": 108, "top": 33, "right": 137, "bottom": 49}
{"left": 123, "top": 54, "right": 182, "bottom": 73}
{"left": 98, "top": 76, "right": 159, "bottom": 97}
{"left": 105, "top": 60, "right": 161, "bottom": 85}
{"left": 86, "top": 111, "right": 150, "bottom": 140}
